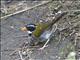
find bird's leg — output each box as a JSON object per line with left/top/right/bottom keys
{"left": 27, "top": 36, "right": 34, "bottom": 46}
{"left": 39, "top": 38, "right": 50, "bottom": 50}
{"left": 28, "top": 35, "right": 38, "bottom": 46}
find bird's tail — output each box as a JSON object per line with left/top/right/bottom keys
{"left": 50, "top": 11, "right": 67, "bottom": 28}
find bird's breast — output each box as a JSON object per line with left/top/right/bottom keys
{"left": 39, "top": 30, "right": 52, "bottom": 42}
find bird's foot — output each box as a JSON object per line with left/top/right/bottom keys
{"left": 38, "top": 45, "right": 48, "bottom": 50}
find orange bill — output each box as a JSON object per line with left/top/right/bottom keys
{"left": 20, "top": 27, "right": 27, "bottom": 32}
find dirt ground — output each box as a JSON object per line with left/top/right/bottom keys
{"left": 1, "top": 1, "right": 80, "bottom": 60}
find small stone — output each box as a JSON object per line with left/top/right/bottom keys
{"left": 10, "top": 26, "right": 14, "bottom": 29}
{"left": 39, "top": 20, "right": 43, "bottom": 22}
{"left": 22, "top": 51, "right": 27, "bottom": 56}
{"left": 69, "top": 52, "right": 76, "bottom": 56}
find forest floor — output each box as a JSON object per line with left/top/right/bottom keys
{"left": 1, "top": 1, "right": 80, "bottom": 60}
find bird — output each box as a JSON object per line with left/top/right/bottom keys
{"left": 20, "top": 11, "right": 67, "bottom": 46}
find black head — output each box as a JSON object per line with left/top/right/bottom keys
{"left": 25, "top": 23, "right": 36, "bottom": 32}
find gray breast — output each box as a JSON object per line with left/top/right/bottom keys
{"left": 39, "top": 30, "right": 52, "bottom": 42}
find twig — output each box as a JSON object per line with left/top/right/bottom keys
{"left": 9, "top": 48, "right": 21, "bottom": 56}
{"left": 63, "top": 10, "right": 80, "bottom": 13}
{"left": 1, "top": 1, "right": 52, "bottom": 19}
{"left": 9, "top": 45, "right": 39, "bottom": 56}
{"left": 59, "top": 1, "right": 69, "bottom": 11}
{"left": 69, "top": 30, "right": 75, "bottom": 36}
{"left": 18, "top": 51, "right": 24, "bottom": 60}
{"left": 15, "top": 35, "right": 28, "bottom": 38}
{"left": 55, "top": 32, "right": 62, "bottom": 47}
{"left": 75, "top": 33, "right": 78, "bottom": 46}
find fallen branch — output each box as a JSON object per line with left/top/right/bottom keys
{"left": 1, "top": 1, "right": 52, "bottom": 19}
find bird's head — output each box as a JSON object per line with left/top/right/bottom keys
{"left": 20, "top": 23, "right": 36, "bottom": 32}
